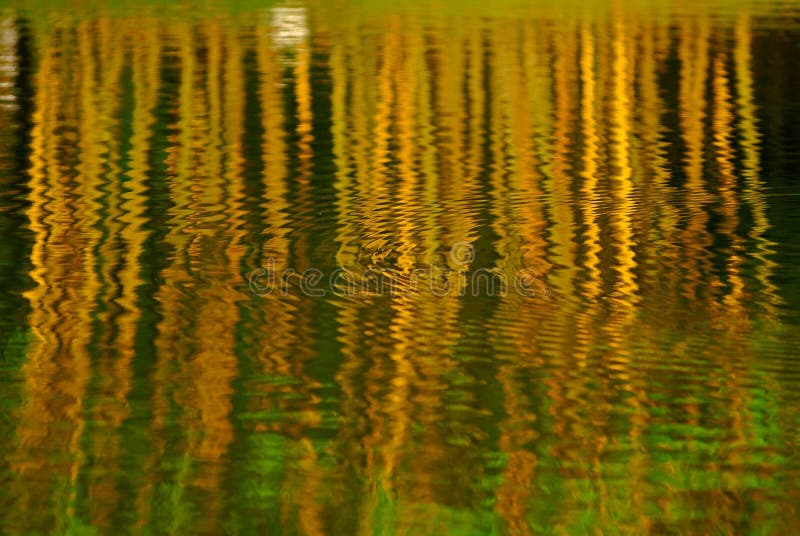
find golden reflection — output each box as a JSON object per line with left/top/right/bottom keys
{"left": 678, "top": 15, "right": 714, "bottom": 303}
{"left": 711, "top": 47, "right": 746, "bottom": 325}
{"left": 13, "top": 26, "right": 91, "bottom": 531}
{"left": 2, "top": 3, "right": 796, "bottom": 534}
{"left": 734, "top": 14, "right": 782, "bottom": 318}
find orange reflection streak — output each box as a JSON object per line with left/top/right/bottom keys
{"left": 549, "top": 20, "right": 579, "bottom": 299}
{"left": 601, "top": 12, "right": 647, "bottom": 529}
{"left": 678, "top": 15, "right": 714, "bottom": 304}
{"left": 287, "top": 31, "right": 316, "bottom": 273}
{"left": 188, "top": 23, "right": 245, "bottom": 530}
{"left": 13, "top": 25, "right": 59, "bottom": 522}
{"left": 607, "top": 16, "right": 639, "bottom": 319}
{"left": 143, "top": 21, "right": 197, "bottom": 531}
{"left": 734, "top": 14, "right": 781, "bottom": 318}
{"left": 514, "top": 24, "right": 550, "bottom": 278}
{"left": 384, "top": 24, "right": 421, "bottom": 504}
{"left": 353, "top": 25, "right": 401, "bottom": 517}
{"left": 83, "top": 16, "right": 142, "bottom": 527}
{"left": 330, "top": 21, "right": 359, "bottom": 273}
{"left": 711, "top": 49, "right": 746, "bottom": 325}
{"left": 406, "top": 19, "right": 466, "bottom": 513}
{"left": 709, "top": 41, "right": 753, "bottom": 479}
{"left": 461, "top": 20, "right": 489, "bottom": 252}
{"left": 263, "top": 13, "right": 329, "bottom": 534}
{"left": 492, "top": 20, "right": 551, "bottom": 533}
{"left": 254, "top": 16, "right": 297, "bottom": 384}
{"left": 635, "top": 20, "right": 679, "bottom": 303}
{"left": 577, "top": 21, "right": 602, "bottom": 309}
{"left": 435, "top": 20, "right": 479, "bottom": 255}
{"left": 485, "top": 19, "right": 518, "bottom": 275}
{"left": 14, "top": 23, "right": 94, "bottom": 531}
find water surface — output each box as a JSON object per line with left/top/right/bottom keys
{"left": 1, "top": 0, "right": 800, "bottom": 533}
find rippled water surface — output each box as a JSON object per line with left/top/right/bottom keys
{"left": 1, "top": 0, "right": 800, "bottom": 533}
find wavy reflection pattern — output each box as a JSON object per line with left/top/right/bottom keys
{"left": 1, "top": 3, "right": 799, "bottom": 534}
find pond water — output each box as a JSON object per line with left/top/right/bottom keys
{"left": 1, "top": 1, "right": 800, "bottom": 533}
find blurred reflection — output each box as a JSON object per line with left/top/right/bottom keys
{"left": 0, "top": 1, "right": 799, "bottom": 534}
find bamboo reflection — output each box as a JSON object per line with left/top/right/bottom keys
{"left": 79, "top": 17, "right": 139, "bottom": 528}
{"left": 712, "top": 46, "right": 746, "bottom": 324}
{"left": 11, "top": 24, "right": 95, "bottom": 531}
{"left": 635, "top": 20, "right": 678, "bottom": 303}
{"left": 734, "top": 14, "right": 782, "bottom": 318}
{"left": 678, "top": 15, "right": 715, "bottom": 304}
{"left": 1, "top": 3, "right": 795, "bottom": 533}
